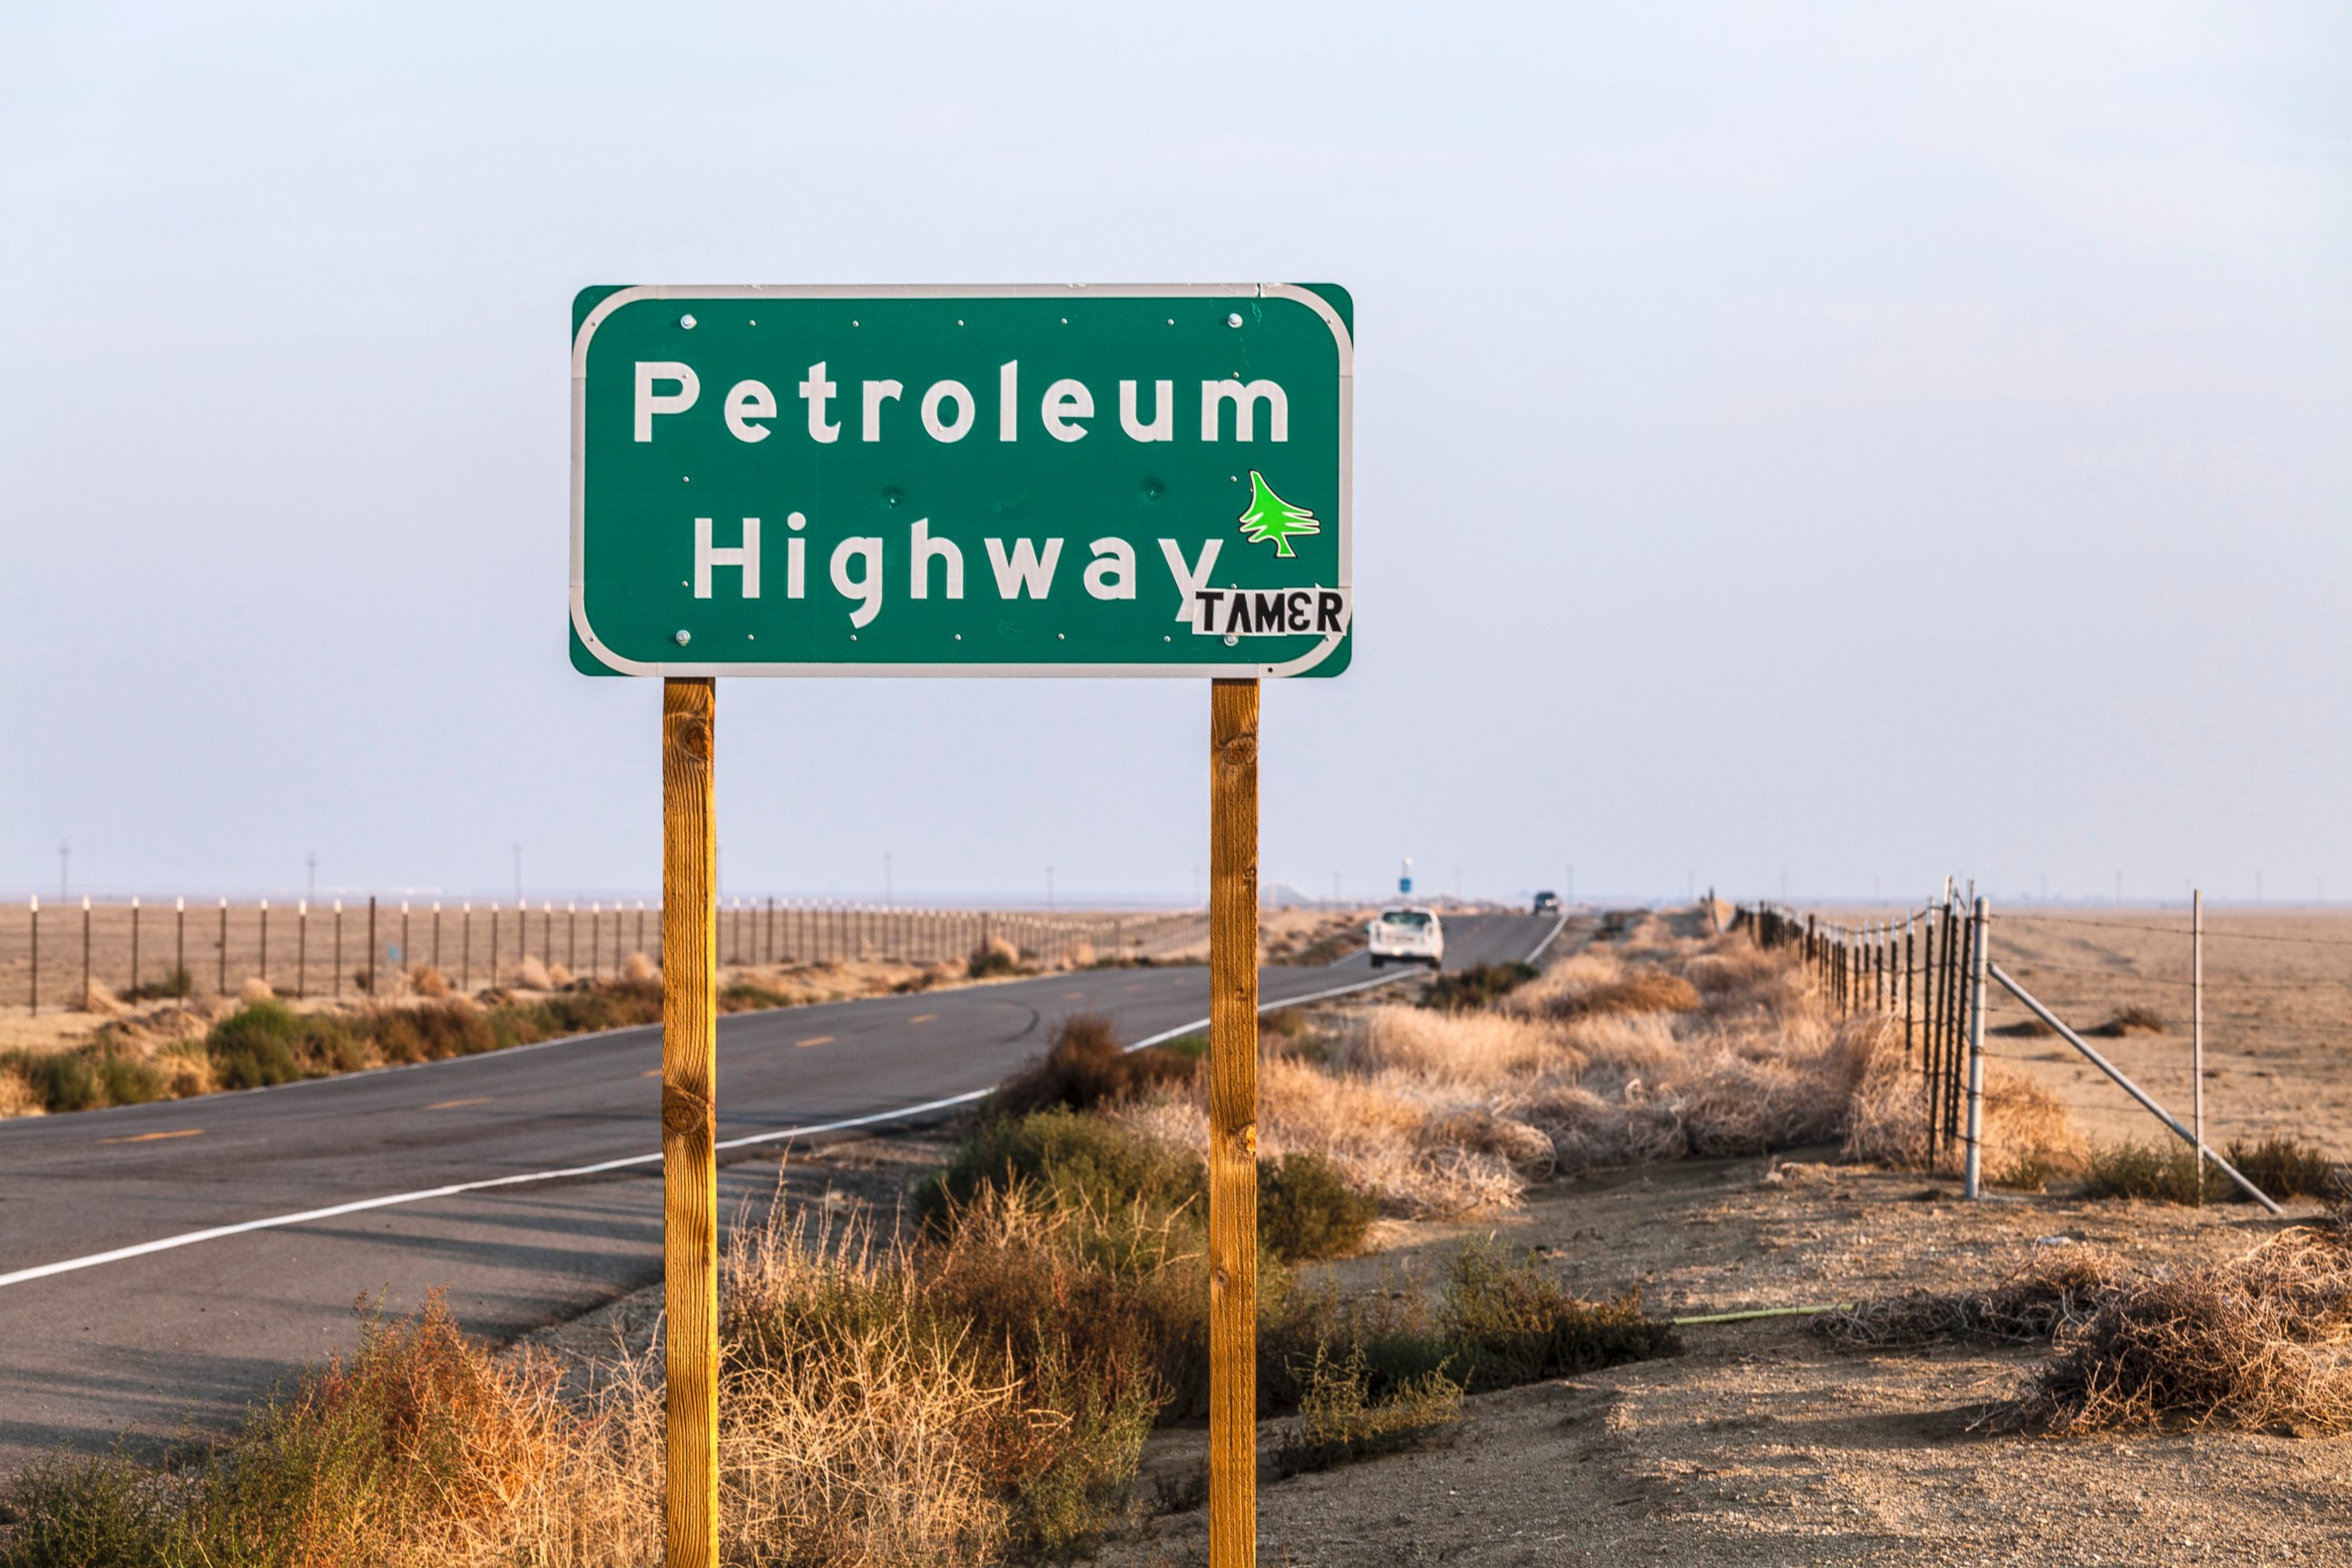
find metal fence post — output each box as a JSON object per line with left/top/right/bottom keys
{"left": 2191, "top": 888, "right": 2205, "bottom": 1204}
{"left": 219, "top": 897, "right": 230, "bottom": 997}
{"left": 298, "top": 901, "right": 309, "bottom": 998}
{"left": 27, "top": 895, "right": 36, "bottom": 1014}
{"left": 131, "top": 896, "right": 141, "bottom": 995}
{"left": 1964, "top": 896, "right": 1989, "bottom": 1199}
{"left": 81, "top": 896, "right": 92, "bottom": 1010}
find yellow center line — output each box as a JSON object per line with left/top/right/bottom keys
{"left": 796, "top": 1035, "right": 835, "bottom": 1048}
{"left": 100, "top": 1128, "right": 204, "bottom": 1145}
{"left": 642, "top": 1068, "right": 663, "bottom": 1077}
{"left": 908, "top": 1014, "right": 936, "bottom": 1024}
{"left": 426, "top": 1097, "right": 493, "bottom": 1111}
{"left": 1061, "top": 990, "right": 1086, "bottom": 1000}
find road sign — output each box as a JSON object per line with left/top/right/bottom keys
{"left": 571, "top": 285, "right": 1351, "bottom": 679}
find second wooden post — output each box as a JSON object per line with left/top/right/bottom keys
{"left": 661, "top": 677, "right": 720, "bottom": 1568}
{"left": 1209, "top": 677, "right": 1259, "bottom": 1567}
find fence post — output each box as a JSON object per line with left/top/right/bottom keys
{"left": 26, "top": 895, "right": 36, "bottom": 1014}
{"left": 433, "top": 902, "right": 442, "bottom": 972}
{"left": 462, "top": 902, "right": 472, "bottom": 992}
{"left": 2191, "top": 888, "right": 2205, "bottom": 1204}
{"left": 259, "top": 899, "right": 269, "bottom": 988}
{"left": 219, "top": 897, "right": 230, "bottom": 997}
{"left": 298, "top": 901, "right": 309, "bottom": 998}
{"left": 1963, "top": 896, "right": 1990, "bottom": 1199}
{"left": 131, "top": 896, "right": 141, "bottom": 995}
{"left": 1903, "top": 913, "right": 1915, "bottom": 1063}
{"left": 81, "top": 897, "right": 92, "bottom": 1011}
{"left": 174, "top": 897, "right": 184, "bottom": 995}
{"left": 401, "top": 901, "right": 411, "bottom": 984}
{"left": 333, "top": 901, "right": 343, "bottom": 999}
{"left": 367, "top": 897, "right": 378, "bottom": 998}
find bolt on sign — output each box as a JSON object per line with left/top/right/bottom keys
{"left": 570, "top": 284, "right": 1352, "bottom": 677}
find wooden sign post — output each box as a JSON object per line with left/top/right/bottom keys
{"left": 661, "top": 677, "right": 720, "bottom": 1567}
{"left": 1208, "top": 677, "right": 1260, "bottom": 1565}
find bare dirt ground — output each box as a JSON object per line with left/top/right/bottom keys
{"left": 1107, "top": 1157, "right": 2349, "bottom": 1567}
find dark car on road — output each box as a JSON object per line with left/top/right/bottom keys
{"left": 1532, "top": 890, "right": 1561, "bottom": 915}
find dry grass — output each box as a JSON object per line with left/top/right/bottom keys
{"left": 988, "top": 1013, "right": 1197, "bottom": 1118}
{"left": 1842, "top": 1019, "right": 2086, "bottom": 1186}
{"left": 514, "top": 955, "right": 552, "bottom": 990}
{"left": 1814, "top": 1243, "right": 2128, "bottom": 1348}
{"left": 2024, "top": 1217, "right": 2352, "bottom": 1434}
{"left": 1113, "top": 929, "right": 2027, "bottom": 1220}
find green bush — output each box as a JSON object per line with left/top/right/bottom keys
{"left": 2082, "top": 1141, "right": 2208, "bottom": 1204}
{"left": 918, "top": 1108, "right": 1207, "bottom": 1237}
{"left": 0, "top": 1453, "right": 183, "bottom": 1567}
{"left": 205, "top": 1001, "right": 309, "bottom": 1089}
{"left": 0, "top": 1049, "right": 166, "bottom": 1113}
{"left": 119, "top": 966, "right": 193, "bottom": 1004}
{"left": 1436, "top": 1243, "right": 1679, "bottom": 1390}
{"left": 1273, "top": 1345, "right": 1463, "bottom": 1475}
{"left": 1420, "top": 961, "right": 1541, "bottom": 1013}
{"left": 1259, "top": 1152, "right": 1378, "bottom": 1261}
{"left": 2225, "top": 1136, "right": 2339, "bottom": 1200}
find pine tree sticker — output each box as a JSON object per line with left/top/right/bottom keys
{"left": 1235, "top": 470, "right": 1321, "bottom": 558}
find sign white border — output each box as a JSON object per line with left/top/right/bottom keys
{"left": 571, "top": 283, "right": 1353, "bottom": 679}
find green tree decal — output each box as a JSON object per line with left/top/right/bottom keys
{"left": 1235, "top": 470, "right": 1321, "bottom": 558}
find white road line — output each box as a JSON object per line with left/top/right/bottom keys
{"left": 0, "top": 935, "right": 1536, "bottom": 1291}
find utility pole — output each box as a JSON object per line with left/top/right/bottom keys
{"left": 513, "top": 844, "right": 523, "bottom": 904}
{"left": 58, "top": 842, "right": 68, "bottom": 900}
{"left": 307, "top": 851, "right": 318, "bottom": 902}
{"left": 1045, "top": 865, "right": 1055, "bottom": 910}
{"left": 883, "top": 851, "right": 893, "bottom": 907}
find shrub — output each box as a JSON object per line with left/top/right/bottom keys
{"left": 1273, "top": 1345, "right": 1463, "bottom": 1475}
{"left": 1420, "top": 961, "right": 1540, "bottom": 1013}
{"left": 918, "top": 1108, "right": 1206, "bottom": 1238}
{"left": 120, "top": 965, "right": 193, "bottom": 1004}
{"left": 721, "top": 980, "right": 792, "bottom": 1011}
{"left": 2226, "top": 1136, "right": 2340, "bottom": 1201}
{"left": 2087, "top": 1004, "right": 2167, "bottom": 1037}
{"left": 1259, "top": 1152, "right": 1378, "bottom": 1261}
{"left": 185, "top": 1290, "right": 598, "bottom": 1564}
{"left": 989, "top": 1014, "right": 1195, "bottom": 1118}
{"left": 1436, "top": 1243, "right": 1679, "bottom": 1390}
{"left": 0, "top": 1049, "right": 168, "bottom": 1113}
{"left": 2082, "top": 1141, "right": 2208, "bottom": 1204}
{"left": 0, "top": 1451, "right": 183, "bottom": 1567}
{"left": 2021, "top": 1222, "right": 2352, "bottom": 1434}
{"left": 411, "top": 965, "right": 451, "bottom": 998}
{"left": 968, "top": 934, "right": 1024, "bottom": 978}
{"left": 1540, "top": 969, "right": 1701, "bottom": 1024}
{"left": 205, "top": 1001, "right": 310, "bottom": 1089}
{"left": 514, "top": 956, "right": 553, "bottom": 989}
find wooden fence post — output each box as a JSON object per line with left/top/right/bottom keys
{"left": 1208, "top": 678, "right": 1260, "bottom": 1568}
{"left": 660, "top": 677, "right": 720, "bottom": 1568}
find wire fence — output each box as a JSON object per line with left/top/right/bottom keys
{"left": 1, "top": 896, "right": 1212, "bottom": 1014}
{"left": 1742, "top": 897, "right": 1980, "bottom": 1166}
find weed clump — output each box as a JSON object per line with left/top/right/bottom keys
{"left": 2227, "top": 1136, "right": 2340, "bottom": 1201}
{"left": 1259, "top": 1152, "right": 1379, "bottom": 1261}
{"left": 988, "top": 1014, "right": 1195, "bottom": 1118}
{"left": 1419, "top": 961, "right": 1539, "bottom": 1013}
{"left": 968, "top": 934, "right": 1024, "bottom": 978}
{"left": 0, "top": 1048, "right": 168, "bottom": 1113}
{"left": 1815, "top": 1243, "right": 2127, "bottom": 1348}
{"left": 1273, "top": 1346, "right": 1463, "bottom": 1475}
{"left": 2082, "top": 1141, "right": 2210, "bottom": 1204}
{"left": 1435, "top": 1243, "right": 1679, "bottom": 1389}
{"left": 120, "top": 965, "right": 194, "bottom": 1004}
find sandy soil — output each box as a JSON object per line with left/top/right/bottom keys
{"left": 1106, "top": 1157, "right": 2350, "bottom": 1568}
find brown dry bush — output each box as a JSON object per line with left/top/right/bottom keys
{"left": 514, "top": 956, "right": 553, "bottom": 990}
{"left": 621, "top": 950, "right": 659, "bottom": 984}
{"left": 989, "top": 1013, "right": 1196, "bottom": 1118}
{"left": 1815, "top": 1243, "right": 2128, "bottom": 1348}
{"left": 2022, "top": 1220, "right": 2352, "bottom": 1435}
{"left": 411, "top": 964, "right": 452, "bottom": 998}
{"left": 1840, "top": 1018, "right": 2084, "bottom": 1184}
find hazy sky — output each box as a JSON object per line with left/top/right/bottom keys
{"left": 5, "top": 3, "right": 2347, "bottom": 907}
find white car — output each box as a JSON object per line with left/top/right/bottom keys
{"left": 1368, "top": 906, "right": 1444, "bottom": 969}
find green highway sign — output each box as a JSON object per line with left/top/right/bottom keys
{"left": 570, "top": 284, "right": 1352, "bottom": 678}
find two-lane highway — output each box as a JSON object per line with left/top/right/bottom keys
{"left": 0, "top": 914, "right": 1558, "bottom": 1469}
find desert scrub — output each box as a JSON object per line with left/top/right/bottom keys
{"left": 986, "top": 1013, "right": 1197, "bottom": 1118}
{"left": 1435, "top": 1242, "right": 1679, "bottom": 1389}
{"left": 918, "top": 1107, "right": 1380, "bottom": 1265}
{"left": 0, "top": 1045, "right": 168, "bottom": 1113}
{"left": 1418, "top": 961, "right": 1539, "bottom": 1013}
{"left": 2226, "top": 1135, "right": 2340, "bottom": 1201}
{"left": 1272, "top": 1345, "right": 1464, "bottom": 1475}
{"left": 2082, "top": 1140, "right": 2211, "bottom": 1204}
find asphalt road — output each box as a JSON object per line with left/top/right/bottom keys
{"left": 0, "top": 913, "right": 1558, "bottom": 1469}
